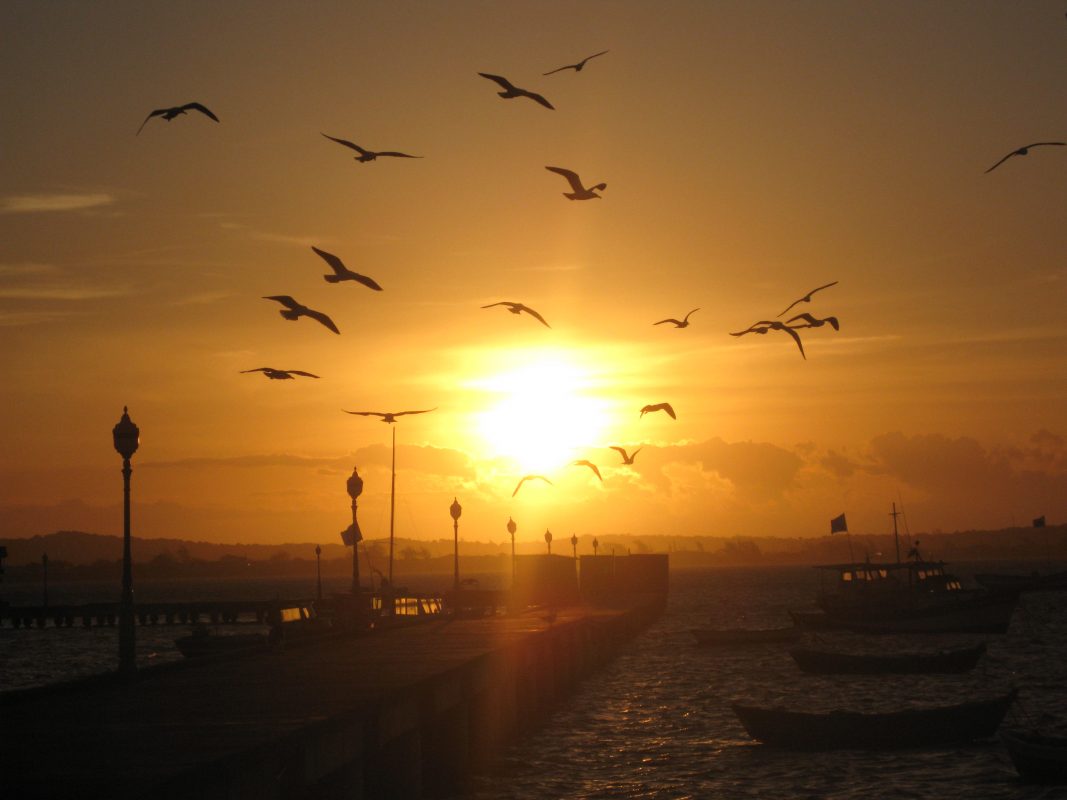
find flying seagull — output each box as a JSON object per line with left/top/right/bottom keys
{"left": 985, "top": 142, "right": 1065, "bottom": 174}
{"left": 512, "top": 474, "right": 553, "bottom": 498}
{"left": 571, "top": 460, "right": 603, "bottom": 481}
{"left": 543, "top": 50, "right": 610, "bottom": 76}
{"left": 262, "top": 295, "right": 340, "bottom": 334}
{"left": 320, "top": 133, "right": 422, "bottom": 162}
{"left": 136, "top": 102, "right": 219, "bottom": 135}
{"left": 478, "top": 73, "right": 554, "bottom": 109}
{"left": 640, "top": 403, "right": 676, "bottom": 419}
{"left": 342, "top": 408, "right": 437, "bottom": 423}
{"left": 777, "top": 281, "right": 839, "bottom": 317}
{"left": 311, "top": 246, "right": 383, "bottom": 290}
{"left": 654, "top": 308, "right": 700, "bottom": 328}
{"left": 786, "top": 312, "right": 839, "bottom": 331}
{"left": 730, "top": 320, "right": 806, "bottom": 359}
{"left": 482, "top": 301, "right": 551, "bottom": 328}
{"left": 545, "top": 166, "right": 606, "bottom": 200}
{"left": 609, "top": 446, "right": 642, "bottom": 465}
{"left": 240, "top": 368, "right": 320, "bottom": 380}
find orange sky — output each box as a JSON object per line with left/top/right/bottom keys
{"left": 2, "top": 1, "right": 1065, "bottom": 546}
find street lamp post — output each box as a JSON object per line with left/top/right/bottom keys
{"left": 570, "top": 534, "right": 578, "bottom": 560}
{"left": 112, "top": 406, "right": 139, "bottom": 676}
{"left": 506, "top": 517, "right": 517, "bottom": 586}
{"left": 544, "top": 529, "right": 553, "bottom": 555}
{"left": 344, "top": 468, "right": 364, "bottom": 595}
{"left": 592, "top": 537, "right": 599, "bottom": 557}
{"left": 315, "top": 545, "right": 322, "bottom": 602}
{"left": 450, "top": 498, "right": 462, "bottom": 591}
{"left": 42, "top": 553, "right": 48, "bottom": 608}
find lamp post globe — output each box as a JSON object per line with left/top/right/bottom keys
{"left": 570, "top": 533, "right": 578, "bottom": 559}
{"left": 544, "top": 529, "right": 552, "bottom": 555}
{"left": 112, "top": 406, "right": 139, "bottom": 676}
{"left": 506, "top": 517, "right": 517, "bottom": 586}
{"left": 344, "top": 467, "right": 364, "bottom": 597}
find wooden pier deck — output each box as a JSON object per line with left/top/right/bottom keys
{"left": 1, "top": 599, "right": 662, "bottom": 799}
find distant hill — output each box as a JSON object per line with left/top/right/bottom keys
{"left": 1, "top": 526, "right": 1063, "bottom": 569}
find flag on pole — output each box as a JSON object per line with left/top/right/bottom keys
{"left": 340, "top": 521, "right": 363, "bottom": 546}
{"left": 830, "top": 513, "right": 848, "bottom": 534}
{"left": 1033, "top": 515, "right": 1046, "bottom": 529}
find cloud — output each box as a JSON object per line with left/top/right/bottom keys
{"left": 1, "top": 193, "right": 116, "bottom": 214}
{"left": 0, "top": 285, "right": 131, "bottom": 300}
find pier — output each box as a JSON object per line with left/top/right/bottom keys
{"left": 1, "top": 555, "right": 667, "bottom": 799}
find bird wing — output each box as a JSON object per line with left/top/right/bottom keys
{"left": 240, "top": 368, "right": 272, "bottom": 374}
{"left": 263, "top": 295, "right": 301, "bottom": 310}
{"left": 311, "top": 246, "right": 348, "bottom": 275}
{"left": 393, "top": 408, "right": 437, "bottom": 417}
{"left": 809, "top": 280, "right": 839, "bottom": 296}
{"left": 825, "top": 316, "right": 840, "bottom": 331}
{"left": 182, "top": 102, "right": 219, "bottom": 122}
{"left": 984, "top": 150, "right": 1020, "bottom": 174}
{"left": 519, "top": 305, "right": 551, "bottom": 328}
{"left": 304, "top": 307, "right": 340, "bottom": 334}
{"left": 343, "top": 410, "right": 385, "bottom": 417}
{"left": 546, "top": 166, "right": 585, "bottom": 193}
{"left": 653, "top": 318, "right": 680, "bottom": 326}
{"left": 781, "top": 326, "right": 806, "bottom": 359}
{"left": 376, "top": 151, "right": 422, "bottom": 159}
{"left": 350, "top": 272, "right": 383, "bottom": 291}
{"left": 661, "top": 403, "right": 677, "bottom": 419}
{"left": 785, "top": 312, "right": 818, "bottom": 326}
{"left": 481, "top": 301, "right": 510, "bottom": 309}
{"left": 321, "top": 133, "right": 367, "bottom": 155}
{"left": 542, "top": 63, "right": 576, "bottom": 76}
{"left": 609, "top": 446, "right": 628, "bottom": 459}
{"left": 136, "top": 109, "right": 169, "bottom": 135}
{"left": 478, "top": 72, "right": 516, "bottom": 91}
{"left": 521, "top": 89, "right": 555, "bottom": 110}
{"left": 287, "top": 371, "right": 321, "bottom": 378}
{"left": 582, "top": 49, "right": 610, "bottom": 63}
{"left": 574, "top": 460, "right": 603, "bottom": 480}
{"left": 683, "top": 308, "right": 700, "bottom": 322}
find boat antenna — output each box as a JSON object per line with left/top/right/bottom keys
{"left": 890, "top": 502, "right": 903, "bottom": 563}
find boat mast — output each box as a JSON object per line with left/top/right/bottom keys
{"left": 890, "top": 502, "right": 902, "bottom": 564}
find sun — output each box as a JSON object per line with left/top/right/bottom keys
{"left": 472, "top": 352, "right": 610, "bottom": 475}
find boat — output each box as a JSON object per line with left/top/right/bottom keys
{"left": 731, "top": 690, "right": 1017, "bottom": 750}
{"left": 789, "top": 641, "right": 987, "bottom": 674}
{"left": 691, "top": 626, "right": 800, "bottom": 646}
{"left": 974, "top": 571, "right": 1067, "bottom": 595}
{"left": 1001, "top": 730, "right": 1067, "bottom": 783}
{"left": 800, "top": 506, "right": 1017, "bottom": 634}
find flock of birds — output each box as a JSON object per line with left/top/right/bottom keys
{"left": 133, "top": 45, "right": 1064, "bottom": 509}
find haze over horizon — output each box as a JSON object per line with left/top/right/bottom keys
{"left": 2, "top": 2, "right": 1066, "bottom": 546}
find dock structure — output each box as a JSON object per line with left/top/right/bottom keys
{"left": 1, "top": 596, "right": 663, "bottom": 799}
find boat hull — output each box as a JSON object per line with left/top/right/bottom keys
{"left": 789, "top": 642, "right": 987, "bottom": 674}
{"left": 732, "top": 691, "right": 1017, "bottom": 750}
{"left": 796, "top": 593, "right": 1017, "bottom": 634}
{"left": 1001, "top": 731, "right": 1067, "bottom": 783}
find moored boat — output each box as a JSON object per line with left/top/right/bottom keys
{"left": 789, "top": 641, "right": 987, "bottom": 674}
{"left": 1001, "top": 730, "right": 1067, "bottom": 783}
{"left": 731, "top": 689, "right": 1017, "bottom": 750}
{"left": 691, "top": 626, "right": 800, "bottom": 646}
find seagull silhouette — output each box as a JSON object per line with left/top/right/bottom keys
{"left": 985, "top": 142, "right": 1065, "bottom": 174}
{"left": 137, "top": 102, "right": 219, "bottom": 135}
{"left": 545, "top": 166, "right": 606, "bottom": 200}
{"left": 342, "top": 408, "right": 437, "bottom": 423}
{"left": 512, "top": 474, "right": 553, "bottom": 498}
{"left": 241, "top": 368, "right": 320, "bottom": 380}
{"left": 478, "top": 73, "right": 554, "bottom": 109}
{"left": 262, "top": 296, "right": 339, "bottom": 334}
{"left": 311, "top": 247, "right": 383, "bottom": 290}
{"left": 730, "top": 321, "right": 806, "bottom": 359}
{"left": 786, "top": 312, "right": 839, "bottom": 331}
{"left": 609, "top": 446, "right": 642, "bottom": 465}
{"left": 640, "top": 403, "right": 676, "bottom": 419}
{"left": 654, "top": 308, "right": 700, "bottom": 328}
{"left": 543, "top": 50, "right": 610, "bottom": 76}
{"left": 571, "top": 460, "right": 603, "bottom": 481}
{"left": 482, "top": 301, "right": 551, "bottom": 328}
{"left": 320, "top": 133, "right": 422, "bottom": 162}
{"left": 777, "top": 282, "right": 838, "bottom": 317}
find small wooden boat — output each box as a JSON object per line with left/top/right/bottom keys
{"left": 731, "top": 689, "right": 1016, "bottom": 750}
{"left": 691, "top": 626, "right": 800, "bottom": 646}
{"left": 789, "top": 642, "right": 987, "bottom": 674}
{"left": 1001, "top": 730, "right": 1067, "bottom": 783}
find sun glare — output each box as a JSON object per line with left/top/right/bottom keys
{"left": 472, "top": 353, "right": 610, "bottom": 475}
